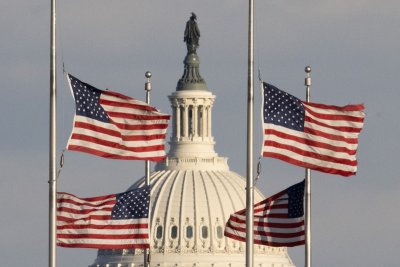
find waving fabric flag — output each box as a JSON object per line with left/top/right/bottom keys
{"left": 66, "top": 74, "right": 170, "bottom": 161}
{"left": 224, "top": 180, "right": 305, "bottom": 247}
{"left": 261, "top": 82, "right": 365, "bottom": 176}
{"left": 57, "top": 186, "right": 150, "bottom": 249}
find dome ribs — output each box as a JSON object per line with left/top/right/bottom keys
{"left": 206, "top": 171, "right": 231, "bottom": 251}
{"left": 199, "top": 171, "right": 215, "bottom": 251}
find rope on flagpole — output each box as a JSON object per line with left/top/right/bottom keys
{"left": 254, "top": 70, "right": 263, "bottom": 187}
{"left": 56, "top": 149, "right": 65, "bottom": 179}
{"left": 254, "top": 157, "right": 261, "bottom": 185}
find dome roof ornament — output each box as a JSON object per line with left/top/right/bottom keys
{"left": 184, "top": 12, "right": 200, "bottom": 53}
{"left": 177, "top": 13, "right": 208, "bottom": 91}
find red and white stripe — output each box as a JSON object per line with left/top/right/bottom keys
{"left": 57, "top": 192, "right": 149, "bottom": 249}
{"left": 224, "top": 191, "right": 305, "bottom": 247}
{"left": 67, "top": 90, "right": 170, "bottom": 161}
{"left": 262, "top": 102, "right": 365, "bottom": 176}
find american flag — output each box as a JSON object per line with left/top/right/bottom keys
{"left": 57, "top": 186, "right": 150, "bottom": 249}
{"left": 66, "top": 74, "right": 170, "bottom": 161}
{"left": 262, "top": 82, "right": 365, "bottom": 176}
{"left": 224, "top": 180, "right": 305, "bottom": 247}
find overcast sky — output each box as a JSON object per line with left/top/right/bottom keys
{"left": 1, "top": 0, "right": 399, "bottom": 266}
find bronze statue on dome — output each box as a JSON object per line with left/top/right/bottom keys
{"left": 184, "top": 13, "right": 200, "bottom": 53}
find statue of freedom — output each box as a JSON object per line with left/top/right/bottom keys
{"left": 184, "top": 13, "right": 200, "bottom": 53}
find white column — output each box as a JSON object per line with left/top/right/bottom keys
{"left": 183, "top": 104, "right": 188, "bottom": 137}
{"left": 175, "top": 102, "right": 180, "bottom": 140}
{"left": 171, "top": 104, "right": 176, "bottom": 137}
{"left": 207, "top": 105, "right": 212, "bottom": 137}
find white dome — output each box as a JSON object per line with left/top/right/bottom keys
{"left": 90, "top": 86, "right": 295, "bottom": 267}
{"left": 90, "top": 164, "right": 295, "bottom": 267}
{"left": 89, "top": 18, "right": 295, "bottom": 266}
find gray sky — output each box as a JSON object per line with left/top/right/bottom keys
{"left": 1, "top": 0, "right": 399, "bottom": 266}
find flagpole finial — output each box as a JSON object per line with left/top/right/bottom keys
{"left": 145, "top": 71, "right": 152, "bottom": 79}
{"left": 145, "top": 71, "right": 152, "bottom": 92}
{"left": 305, "top": 66, "right": 312, "bottom": 87}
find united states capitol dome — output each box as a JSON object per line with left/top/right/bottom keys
{"left": 90, "top": 15, "right": 295, "bottom": 267}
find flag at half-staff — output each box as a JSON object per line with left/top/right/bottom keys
{"left": 66, "top": 74, "right": 170, "bottom": 161}
{"left": 261, "top": 82, "right": 365, "bottom": 177}
{"left": 57, "top": 186, "right": 150, "bottom": 249}
{"left": 224, "top": 180, "right": 305, "bottom": 247}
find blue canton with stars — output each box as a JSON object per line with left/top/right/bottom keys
{"left": 112, "top": 186, "right": 150, "bottom": 220}
{"left": 287, "top": 180, "right": 305, "bottom": 218}
{"left": 69, "top": 74, "right": 110, "bottom": 123}
{"left": 263, "top": 83, "right": 305, "bottom": 132}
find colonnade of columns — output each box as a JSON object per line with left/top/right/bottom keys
{"left": 171, "top": 97, "right": 214, "bottom": 142}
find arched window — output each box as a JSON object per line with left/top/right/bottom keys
{"left": 179, "top": 106, "right": 184, "bottom": 137}
{"left": 186, "top": 225, "right": 193, "bottom": 239}
{"left": 216, "top": 226, "right": 223, "bottom": 239}
{"left": 171, "top": 225, "right": 178, "bottom": 239}
{"left": 188, "top": 107, "right": 193, "bottom": 136}
{"left": 201, "top": 225, "right": 208, "bottom": 239}
{"left": 198, "top": 106, "right": 203, "bottom": 136}
{"left": 155, "top": 225, "right": 163, "bottom": 239}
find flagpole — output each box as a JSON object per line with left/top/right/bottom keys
{"left": 245, "top": 0, "right": 254, "bottom": 266}
{"left": 49, "top": 0, "right": 57, "bottom": 266}
{"left": 304, "top": 66, "right": 312, "bottom": 267}
{"left": 145, "top": 71, "right": 152, "bottom": 185}
{"left": 144, "top": 71, "right": 152, "bottom": 267}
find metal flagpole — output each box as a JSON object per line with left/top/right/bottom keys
{"left": 49, "top": 0, "right": 57, "bottom": 266}
{"left": 304, "top": 66, "right": 312, "bottom": 267}
{"left": 245, "top": 0, "right": 254, "bottom": 266}
{"left": 144, "top": 71, "right": 152, "bottom": 267}
{"left": 144, "top": 71, "right": 152, "bottom": 186}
